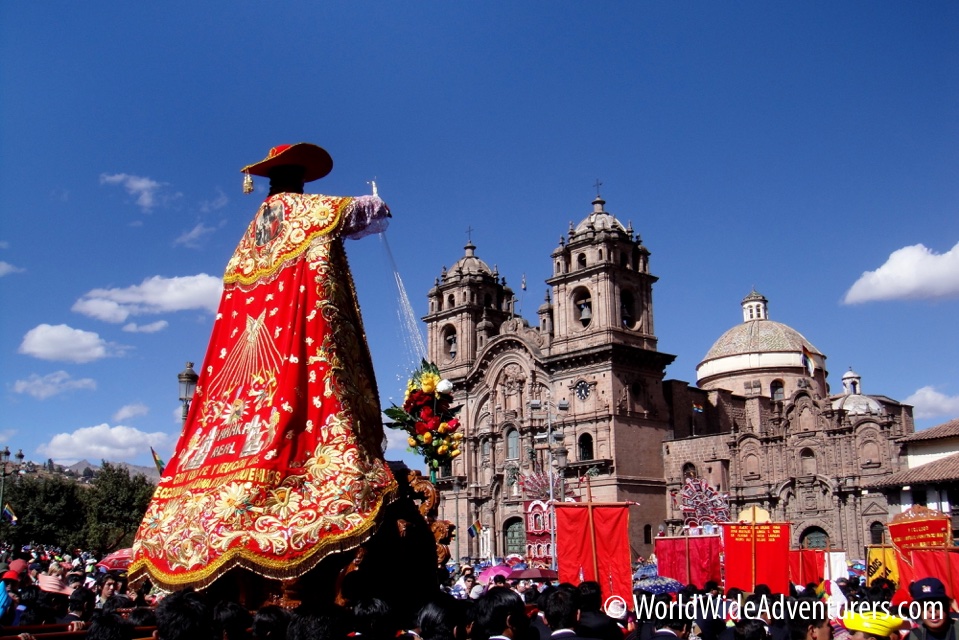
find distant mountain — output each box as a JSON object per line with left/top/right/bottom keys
{"left": 65, "top": 459, "right": 160, "bottom": 483}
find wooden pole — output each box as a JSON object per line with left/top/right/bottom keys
{"left": 585, "top": 476, "right": 600, "bottom": 582}
{"left": 751, "top": 505, "right": 757, "bottom": 591}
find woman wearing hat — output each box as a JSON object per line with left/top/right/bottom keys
{"left": 130, "top": 143, "right": 397, "bottom": 593}
{"left": 842, "top": 612, "right": 905, "bottom": 640}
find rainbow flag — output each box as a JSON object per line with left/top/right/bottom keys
{"left": 2, "top": 503, "right": 17, "bottom": 525}
{"left": 801, "top": 345, "right": 816, "bottom": 377}
{"left": 467, "top": 520, "right": 482, "bottom": 538}
{"left": 151, "top": 447, "right": 166, "bottom": 475}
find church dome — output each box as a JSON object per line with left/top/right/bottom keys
{"left": 696, "top": 290, "right": 825, "bottom": 386}
{"left": 573, "top": 196, "right": 627, "bottom": 235}
{"left": 446, "top": 241, "right": 492, "bottom": 279}
{"left": 831, "top": 368, "right": 884, "bottom": 415}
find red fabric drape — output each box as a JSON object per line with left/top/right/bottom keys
{"left": 687, "top": 536, "right": 722, "bottom": 587}
{"left": 654, "top": 538, "right": 689, "bottom": 582}
{"left": 789, "top": 549, "right": 826, "bottom": 585}
{"left": 722, "top": 524, "right": 790, "bottom": 593}
{"left": 556, "top": 504, "right": 632, "bottom": 602}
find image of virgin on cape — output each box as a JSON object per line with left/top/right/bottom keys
{"left": 129, "top": 143, "right": 403, "bottom": 596}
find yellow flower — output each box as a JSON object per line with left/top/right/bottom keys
{"left": 420, "top": 372, "right": 440, "bottom": 395}
{"left": 453, "top": 432, "right": 464, "bottom": 441}
{"left": 408, "top": 436, "right": 417, "bottom": 447}
{"left": 421, "top": 432, "right": 433, "bottom": 444}
{"left": 451, "top": 449, "right": 461, "bottom": 458}
{"left": 438, "top": 423, "right": 448, "bottom": 434}
{"left": 437, "top": 445, "right": 448, "bottom": 456}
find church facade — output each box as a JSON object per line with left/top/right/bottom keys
{"left": 425, "top": 196, "right": 914, "bottom": 563}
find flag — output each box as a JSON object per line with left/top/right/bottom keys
{"left": 801, "top": 345, "right": 816, "bottom": 376}
{"left": 2, "top": 503, "right": 17, "bottom": 525}
{"left": 150, "top": 447, "right": 166, "bottom": 476}
{"left": 521, "top": 274, "right": 527, "bottom": 291}
{"left": 692, "top": 402, "right": 704, "bottom": 413}
{"left": 467, "top": 520, "right": 481, "bottom": 538}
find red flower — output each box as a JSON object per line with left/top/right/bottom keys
{"left": 446, "top": 418, "right": 459, "bottom": 432}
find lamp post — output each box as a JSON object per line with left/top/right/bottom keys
{"left": 0, "top": 446, "right": 25, "bottom": 519}
{"left": 529, "top": 395, "right": 569, "bottom": 570}
{"left": 178, "top": 362, "right": 199, "bottom": 424}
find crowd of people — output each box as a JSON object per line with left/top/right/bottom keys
{"left": 0, "top": 545, "right": 954, "bottom": 640}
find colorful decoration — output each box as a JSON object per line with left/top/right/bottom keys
{"left": 384, "top": 360, "right": 463, "bottom": 474}
{"left": 680, "top": 477, "right": 730, "bottom": 527}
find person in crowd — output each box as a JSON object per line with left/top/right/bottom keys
{"left": 734, "top": 619, "right": 770, "bottom": 640}
{"left": 94, "top": 572, "right": 120, "bottom": 609}
{"left": 253, "top": 605, "right": 290, "bottom": 640}
{"left": 214, "top": 600, "right": 254, "bottom": 640}
{"left": 287, "top": 605, "right": 349, "bottom": 640}
{"left": 351, "top": 597, "right": 394, "bottom": 640}
{"left": 86, "top": 611, "right": 135, "bottom": 640}
{"left": 127, "top": 606, "right": 157, "bottom": 628}
{"left": 841, "top": 612, "right": 903, "bottom": 640}
{"left": 412, "top": 593, "right": 469, "bottom": 640}
{"left": 542, "top": 586, "right": 590, "bottom": 640}
{"left": 60, "top": 586, "right": 95, "bottom": 624}
{"left": 906, "top": 578, "right": 955, "bottom": 640}
{"left": 575, "top": 581, "right": 621, "bottom": 640}
{"left": 785, "top": 594, "right": 832, "bottom": 640}
{"left": 650, "top": 600, "right": 690, "bottom": 640}
{"left": 155, "top": 588, "right": 215, "bottom": 640}
{"left": 472, "top": 586, "right": 530, "bottom": 640}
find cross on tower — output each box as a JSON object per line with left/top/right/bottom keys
{"left": 466, "top": 225, "right": 474, "bottom": 243}
{"left": 593, "top": 179, "right": 603, "bottom": 197}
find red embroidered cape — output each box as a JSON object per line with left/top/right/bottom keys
{"left": 130, "top": 193, "right": 396, "bottom": 589}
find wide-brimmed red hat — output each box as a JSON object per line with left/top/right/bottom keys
{"left": 241, "top": 143, "right": 333, "bottom": 183}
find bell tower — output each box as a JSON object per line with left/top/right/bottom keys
{"left": 546, "top": 196, "right": 658, "bottom": 355}
{"left": 423, "top": 241, "right": 513, "bottom": 381}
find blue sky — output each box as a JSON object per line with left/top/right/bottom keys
{"left": 1, "top": 3, "right": 958, "bottom": 470}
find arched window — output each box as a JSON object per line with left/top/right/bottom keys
{"left": 620, "top": 290, "right": 637, "bottom": 329}
{"left": 573, "top": 288, "right": 592, "bottom": 328}
{"left": 861, "top": 441, "right": 880, "bottom": 466}
{"left": 447, "top": 294, "right": 455, "bottom": 308}
{"left": 771, "top": 380, "right": 785, "bottom": 402}
{"left": 801, "top": 526, "right": 829, "bottom": 549}
{"left": 443, "top": 325, "right": 458, "bottom": 362}
{"left": 484, "top": 293, "right": 492, "bottom": 307}
{"left": 683, "top": 463, "right": 698, "bottom": 479}
{"left": 743, "top": 454, "right": 760, "bottom": 478}
{"left": 644, "top": 524, "right": 653, "bottom": 544}
{"left": 870, "top": 521, "right": 885, "bottom": 545}
{"left": 578, "top": 433, "right": 594, "bottom": 461}
{"left": 482, "top": 439, "right": 491, "bottom": 459}
{"left": 577, "top": 254, "right": 587, "bottom": 269}
{"left": 800, "top": 448, "right": 817, "bottom": 476}
{"left": 506, "top": 429, "right": 519, "bottom": 460}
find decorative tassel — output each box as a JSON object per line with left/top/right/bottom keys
{"left": 243, "top": 172, "right": 254, "bottom": 194}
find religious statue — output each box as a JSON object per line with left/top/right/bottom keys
{"left": 129, "top": 144, "right": 404, "bottom": 598}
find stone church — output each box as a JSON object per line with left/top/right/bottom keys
{"left": 425, "top": 195, "right": 914, "bottom": 563}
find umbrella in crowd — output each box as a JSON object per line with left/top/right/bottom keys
{"left": 634, "top": 576, "right": 684, "bottom": 594}
{"left": 478, "top": 563, "right": 513, "bottom": 583}
{"left": 96, "top": 548, "right": 133, "bottom": 572}
{"left": 508, "top": 567, "right": 558, "bottom": 581}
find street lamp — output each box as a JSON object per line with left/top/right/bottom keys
{"left": 178, "top": 362, "right": 199, "bottom": 424}
{"left": 529, "top": 395, "right": 569, "bottom": 570}
{"left": 0, "top": 446, "right": 25, "bottom": 519}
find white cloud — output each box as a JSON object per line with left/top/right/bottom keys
{"left": 904, "top": 386, "right": 959, "bottom": 420}
{"left": 0, "top": 261, "right": 25, "bottom": 277}
{"left": 383, "top": 425, "right": 412, "bottom": 457}
{"left": 12, "top": 371, "right": 97, "bottom": 400}
{"left": 114, "top": 403, "right": 149, "bottom": 422}
{"left": 99, "top": 173, "right": 163, "bottom": 211}
{"left": 122, "top": 320, "right": 169, "bottom": 333}
{"left": 844, "top": 241, "right": 959, "bottom": 304}
{"left": 200, "top": 189, "right": 228, "bottom": 213}
{"left": 38, "top": 423, "right": 169, "bottom": 464}
{"left": 19, "top": 324, "right": 121, "bottom": 363}
{"left": 72, "top": 274, "right": 222, "bottom": 323}
{"left": 174, "top": 223, "right": 217, "bottom": 249}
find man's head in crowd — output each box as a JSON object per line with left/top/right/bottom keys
{"left": 543, "top": 586, "right": 580, "bottom": 632}
{"left": 909, "top": 577, "right": 952, "bottom": 633}
{"left": 577, "top": 581, "right": 604, "bottom": 613}
{"left": 155, "top": 588, "right": 214, "bottom": 640}
{"left": 473, "top": 587, "right": 528, "bottom": 640}
{"left": 787, "top": 595, "right": 831, "bottom": 640}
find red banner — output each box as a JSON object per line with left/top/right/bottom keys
{"left": 722, "top": 523, "right": 790, "bottom": 593}
{"left": 654, "top": 536, "right": 722, "bottom": 587}
{"left": 889, "top": 518, "right": 951, "bottom": 550}
{"left": 789, "top": 549, "right": 826, "bottom": 585}
{"left": 555, "top": 503, "right": 632, "bottom": 603}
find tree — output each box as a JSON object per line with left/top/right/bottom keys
{"left": 4, "top": 475, "right": 87, "bottom": 550}
{"left": 81, "top": 462, "right": 154, "bottom": 553}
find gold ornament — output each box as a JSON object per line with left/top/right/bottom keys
{"left": 243, "top": 172, "right": 254, "bottom": 194}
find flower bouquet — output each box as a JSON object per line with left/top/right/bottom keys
{"left": 384, "top": 360, "right": 463, "bottom": 480}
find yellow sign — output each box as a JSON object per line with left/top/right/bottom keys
{"left": 866, "top": 546, "right": 899, "bottom": 586}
